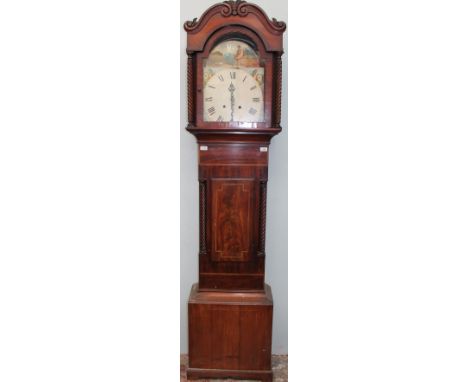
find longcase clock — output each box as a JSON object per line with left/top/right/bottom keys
{"left": 184, "top": 1, "right": 285, "bottom": 380}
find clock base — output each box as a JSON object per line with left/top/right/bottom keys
{"left": 188, "top": 283, "right": 273, "bottom": 381}
{"left": 186, "top": 367, "right": 273, "bottom": 381}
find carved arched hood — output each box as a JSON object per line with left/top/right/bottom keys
{"left": 184, "top": 0, "right": 286, "bottom": 53}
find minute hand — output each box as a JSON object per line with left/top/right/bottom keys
{"left": 228, "top": 82, "right": 236, "bottom": 122}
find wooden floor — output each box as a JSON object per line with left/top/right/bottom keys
{"left": 180, "top": 354, "right": 288, "bottom": 382}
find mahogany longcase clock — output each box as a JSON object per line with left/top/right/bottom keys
{"left": 184, "top": 1, "right": 285, "bottom": 380}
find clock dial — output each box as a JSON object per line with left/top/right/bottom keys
{"left": 203, "top": 40, "right": 265, "bottom": 123}
{"left": 203, "top": 68, "right": 264, "bottom": 123}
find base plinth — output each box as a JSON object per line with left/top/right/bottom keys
{"left": 188, "top": 283, "right": 273, "bottom": 381}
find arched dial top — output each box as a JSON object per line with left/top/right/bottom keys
{"left": 203, "top": 40, "right": 264, "bottom": 123}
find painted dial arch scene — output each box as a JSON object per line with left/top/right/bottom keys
{"left": 203, "top": 40, "right": 264, "bottom": 123}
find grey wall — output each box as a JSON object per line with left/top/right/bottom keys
{"left": 180, "top": 0, "right": 288, "bottom": 354}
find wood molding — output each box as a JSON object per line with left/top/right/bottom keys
{"left": 186, "top": 126, "right": 281, "bottom": 144}
{"left": 187, "top": 368, "right": 272, "bottom": 382}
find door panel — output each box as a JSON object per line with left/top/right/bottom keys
{"left": 211, "top": 178, "right": 255, "bottom": 262}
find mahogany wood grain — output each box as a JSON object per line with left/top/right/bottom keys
{"left": 198, "top": 142, "right": 269, "bottom": 290}
{"left": 184, "top": 2, "right": 285, "bottom": 379}
{"left": 188, "top": 283, "right": 273, "bottom": 381}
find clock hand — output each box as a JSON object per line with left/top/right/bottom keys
{"left": 228, "top": 82, "right": 236, "bottom": 122}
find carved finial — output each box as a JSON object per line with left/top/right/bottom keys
{"left": 272, "top": 17, "right": 286, "bottom": 30}
{"left": 221, "top": 0, "right": 248, "bottom": 17}
{"left": 183, "top": 17, "right": 198, "bottom": 31}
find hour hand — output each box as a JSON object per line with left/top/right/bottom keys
{"left": 228, "top": 82, "right": 236, "bottom": 122}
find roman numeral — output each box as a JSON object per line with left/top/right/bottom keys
{"left": 250, "top": 85, "right": 256, "bottom": 91}
{"left": 243, "top": 75, "right": 247, "bottom": 82}
{"left": 218, "top": 74, "right": 224, "bottom": 81}
{"left": 248, "top": 107, "right": 257, "bottom": 115}
{"left": 230, "top": 71, "right": 236, "bottom": 79}
{"left": 252, "top": 97, "right": 260, "bottom": 103}
{"left": 205, "top": 97, "right": 213, "bottom": 102}
{"left": 208, "top": 106, "right": 216, "bottom": 116}
{"left": 208, "top": 85, "right": 216, "bottom": 89}
{"left": 217, "top": 115, "right": 223, "bottom": 122}
{"left": 252, "top": 69, "right": 258, "bottom": 77}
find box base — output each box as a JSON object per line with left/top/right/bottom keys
{"left": 188, "top": 283, "right": 273, "bottom": 381}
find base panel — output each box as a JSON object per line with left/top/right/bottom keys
{"left": 188, "top": 283, "right": 273, "bottom": 380}
{"left": 187, "top": 367, "right": 273, "bottom": 381}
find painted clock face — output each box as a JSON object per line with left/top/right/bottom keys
{"left": 203, "top": 40, "right": 264, "bottom": 123}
